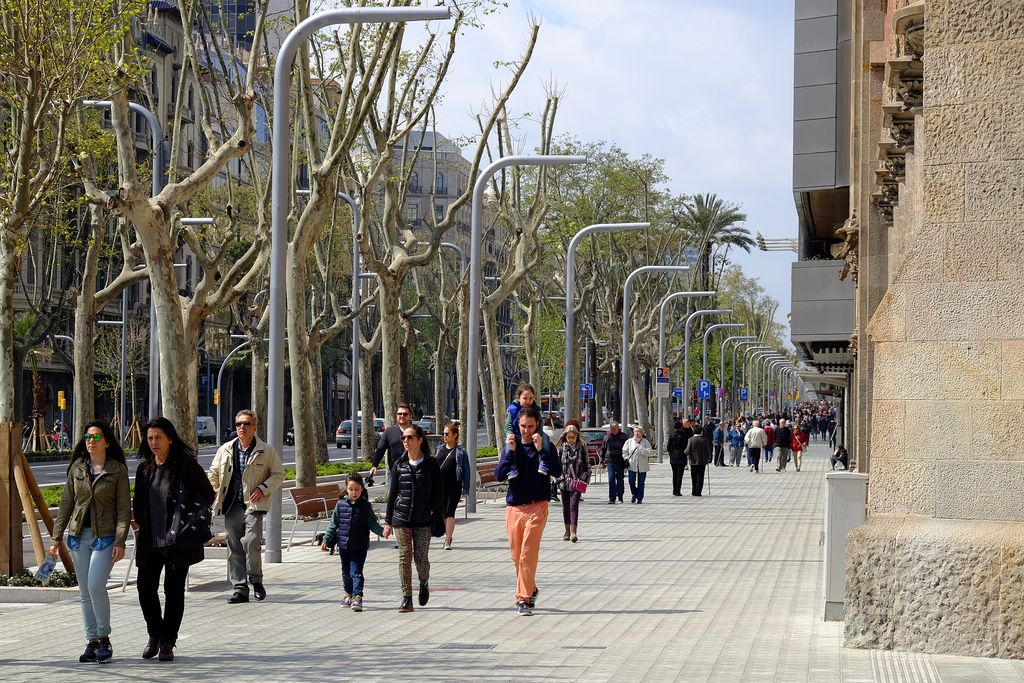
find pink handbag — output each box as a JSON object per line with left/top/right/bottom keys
{"left": 571, "top": 479, "right": 588, "bottom": 494}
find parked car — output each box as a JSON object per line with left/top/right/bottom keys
{"left": 197, "top": 416, "right": 218, "bottom": 444}
{"left": 284, "top": 427, "right": 295, "bottom": 446}
{"left": 336, "top": 418, "right": 385, "bottom": 448}
{"left": 580, "top": 427, "right": 608, "bottom": 467}
{"left": 541, "top": 411, "right": 564, "bottom": 429}
{"left": 414, "top": 415, "right": 446, "bottom": 435}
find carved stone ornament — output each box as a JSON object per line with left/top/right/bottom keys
{"left": 835, "top": 212, "right": 861, "bottom": 284}
{"left": 849, "top": 331, "right": 859, "bottom": 359}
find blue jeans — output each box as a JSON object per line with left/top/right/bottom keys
{"left": 340, "top": 546, "right": 368, "bottom": 597}
{"left": 606, "top": 463, "right": 625, "bottom": 501}
{"left": 627, "top": 470, "right": 647, "bottom": 502}
{"left": 69, "top": 527, "right": 116, "bottom": 639}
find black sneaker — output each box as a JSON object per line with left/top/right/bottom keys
{"left": 228, "top": 590, "right": 249, "bottom": 604}
{"left": 516, "top": 601, "right": 533, "bottom": 616}
{"left": 528, "top": 587, "right": 538, "bottom": 609}
{"left": 252, "top": 583, "right": 266, "bottom": 601}
{"left": 418, "top": 582, "right": 429, "bottom": 606}
{"left": 399, "top": 596, "right": 414, "bottom": 613}
{"left": 80, "top": 640, "right": 99, "bottom": 663}
{"left": 142, "top": 637, "right": 159, "bottom": 660}
{"left": 95, "top": 638, "right": 113, "bottom": 663}
{"left": 157, "top": 642, "right": 174, "bottom": 661}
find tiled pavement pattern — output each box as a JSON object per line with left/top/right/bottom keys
{"left": 3, "top": 443, "right": 1024, "bottom": 682}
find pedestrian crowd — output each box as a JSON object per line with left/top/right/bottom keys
{"left": 46, "top": 384, "right": 841, "bottom": 664}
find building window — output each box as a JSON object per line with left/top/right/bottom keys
{"left": 187, "top": 86, "right": 194, "bottom": 111}
{"left": 409, "top": 171, "right": 419, "bottom": 194}
{"left": 405, "top": 205, "right": 418, "bottom": 223}
{"left": 435, "top": 203, "right": 445, "bottom": 221}
{"left": 435, "top": 172, "right": 446, "bottom": 194}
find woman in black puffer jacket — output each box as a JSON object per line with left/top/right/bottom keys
{"left": 383, "top": 424, "right": 443, "bottom": 613}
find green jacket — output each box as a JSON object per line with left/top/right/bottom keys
{"left": 52, "top": 458, "right": 132, "bottom": 548}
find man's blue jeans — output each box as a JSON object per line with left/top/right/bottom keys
{"left": 340, "top": 546, "right": 368, "bottom": 597}
{"left": 607, "top": 463, "right": 625, "bottom": 502}
{"left": 627, "top": 470, "right": 647, "bottom": 502}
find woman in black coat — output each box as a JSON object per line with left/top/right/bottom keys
{"left": 383, "top": 424, "right": 443, "bottom": 613}
{"left": 132, "top": 418, "right": 215, "bottom": 662}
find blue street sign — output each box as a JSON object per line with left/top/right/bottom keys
{"left": 698, "top": 380, "right": 712, "bottom": 400}
{"left": 672, "top": 387, "right": 683, "bottom": 398}
{"left": 579, "top": 383, "right": 594, "bottom": 399}
{"left": 739, "top": 387, "right": 749, "bottom": 402}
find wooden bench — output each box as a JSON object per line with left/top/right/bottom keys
{"left": 475, "top": 461, "right": 505, "bottom": 507}
{"left": 286, "top": 483, "right": 342, "bottom": 551}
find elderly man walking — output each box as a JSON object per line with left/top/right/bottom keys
{"left": 684, "top": 426, "right": 712, "bottom": 496}
{"left": 600, "top": 422, "right": 628, "bottom": 504}
{"left": 744, "top": 420, "right": 768, "bottom": 473}
{"left": 208, "top": 410, "right": 285, "bottom": 603}
{"left": 774, "top": 419, "right": 793, "bottom": 472}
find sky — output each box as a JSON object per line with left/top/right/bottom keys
{"left": 420, "top": 0, "right": 799, "bottom": 338}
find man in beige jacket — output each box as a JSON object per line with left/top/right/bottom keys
{"left": 208, "top": 410, "right": 285, "bottom": 603}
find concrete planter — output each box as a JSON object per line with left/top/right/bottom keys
{"left": 0, "top": 585, "right": 81, "bottom": 603}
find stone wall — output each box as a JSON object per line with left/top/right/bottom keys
{"left": 845, "top": 0, "right": 1024, "bottom": 659}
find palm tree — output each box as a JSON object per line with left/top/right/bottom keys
{"left": 680, "top": 193, "right": 752, "bottom": 290}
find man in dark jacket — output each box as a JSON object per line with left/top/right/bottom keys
{"left": 684, "top": 428, "right": 712, "bottom": 496}
{"left": 496, "top": 411, "right": 562, "bottom": 616}
{"left": 774, "top": 419, "right": 793, "bottom": 472}
{"left": 599, "top": 422, "right": 628, "bottom": 504}
{"left": 666, "top": 420, "right": 691, "bottom": 496}
{"left": 370, "top": 404, "right": 414, "bottom": 478}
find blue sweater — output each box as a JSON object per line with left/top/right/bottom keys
{"left": 496, "top": 441, "right": 562, "bottom": 506}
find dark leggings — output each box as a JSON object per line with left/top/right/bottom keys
{"left": 137, "top": 550, "right": 190, "bottom": 644}
{"left": 561, "top": 488, "right": 581, "bottom": 525}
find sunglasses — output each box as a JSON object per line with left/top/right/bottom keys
{"left": 235, "top": 421, "right": 253, "bottom": 427}
{"left": 400, "top": 435, "right": 418, "bottom": 441}
{"left": 397, "top": 412, "right": 411, "bottom": 416}
{"left": 83, "top": 433, "right": 103, "bottom": 442}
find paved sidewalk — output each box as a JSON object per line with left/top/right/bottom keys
{"left": 3, "top": 443, "right": 1024, "bottom": 681}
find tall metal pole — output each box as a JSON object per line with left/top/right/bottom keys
{"left": 266, "top": 6, "right": 450, "bottom": 563}
{"left": 562, "top": 223, "right": 649, "bottom": 426}
{"left": 619, "top": 265, "right": 688, "bottom": 428}
{"left": 701, "top": 323, "right": 741, "bottom": 419}
{"left": 734, "top": 341, "right": 767, "bottom": 415}
{"left": 84, "top": 99, "right": 162, "bottom": 418}
{"left": 467, "top": 155, "right": 586, "bottom": 513}
{"left": 720, "top": 335, "right": 754, "bottom": 417}
{"left": 747, "top": 350, "right": 777, "bottom": 412}
{"left": 654, "top": 290, "right": 715, "bottom": 463}
{"left": 119, "top": 290, "right": 127, "bottom": 437}
{"left": 682, "top": 309, "right": 731, "bottom": 418}
{"left": 216, "top": 341, "right": 251, "bottom": 440}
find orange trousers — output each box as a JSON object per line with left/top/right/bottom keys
{"left": 505, "top": 500, "right": 549, "bottom": 604}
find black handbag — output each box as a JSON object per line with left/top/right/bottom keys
{"left": 430, "top": 511, "right": 446, "bottom": 538}
{"left": 167, "top": 479, "right": 213, "bottom": 548}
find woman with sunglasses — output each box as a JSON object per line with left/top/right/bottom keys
{"left": 50, "top": 420, "right": 131, "bottom": 663}
{"left": 434, "top": 422, "right": 470, "bottom": 550}
{"left": 383, "top": 424, "right": 443, "bottom": 612}
{"left": 132, "top": 417, "right": 215, "bottom": 661}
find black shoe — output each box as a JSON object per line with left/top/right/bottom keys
{"left": 157, "top": 642, "right": 174, "bottom": 661}
{"left": 399, "top": 596, "right": 414, "bottom": 612}
{"left": 418, "top": 582, "right": 429, "bottom": 606}
{"left": 672, "top": 492, "right": 682, "bottom": 496}
{"left": 618, "top": 498, "right": 624, "bottom": 503}
{"left": 228, "top": 590, "right": 249, "bottom": 604}
{"left": 252, "top": 583, "right": 266, "bottom": 601}
{"left": 142, "top": 637, "right": 159, "bottom": 660}
{"left": 608, "top": 500, "right": 616, "bottom": 504}
{"left": 95, "top": 638, "right": 112, "bottom": 663}
{"left": 631, "top": 496, "right": 636, "bottom": 503}
{"left": 80, "top": 640, "right": 99, "bottom": 663}
{"left": 637, "top": 500, "right": 643, "bottom": 504}
{"left": 528, "top": 587, "right": 538, "bottom": 609}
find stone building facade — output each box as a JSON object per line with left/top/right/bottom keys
{"left": 839, "top": 0, "right": 1024, "bottom": 659}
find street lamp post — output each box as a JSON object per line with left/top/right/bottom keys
{"left": 216, "top": 340, "right": 251, "bottom": 439}
{"left": 701, "top": 323, "right": 742, "bottom": 418}
{"left": 733, "top": 341, "right": 767, "bottom": 415}
{"left": 466, "top": 154, "right": 586, "bottom": 513}
{"left": 562, "top": 223, "right": 649, "bottom": 426}
{"left": 266, "top": 5, "right": 450, "bottom": 564}
{"left": 654, "top": 290, "right": 715, "bottom": 463}
{"left": 720, "top": 335, "right": 755, "bottom": 418}
{"left": 620, "top": 265, "right": 689, "bottom": 429}
{"left": 298, "top": 188, "right": 362, "bottom": 463}
{"left": 682, "top": 309, "right": 731, "bottom": 418}
{"left": 83, "top": 99, "right": 163, "bottom": 419}
{"left": 746, "top": 349, "right": 777, "bottom": 412}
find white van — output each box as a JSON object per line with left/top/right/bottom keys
{"left": 197, "top": 416, "right": 218, "bottom": 444}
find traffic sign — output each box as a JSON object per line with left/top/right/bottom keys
{"left": 698, "top": 380, "right": 712, "bottom": 400}
{"left": 739, "top": 387, "right": 749, "bottom": 402}
{"left": 672, "top": 387, "right": 683, "bottom": 398}
{"left": 657, "top": 366, "right": 670, "bottom": 379}
{"left": 579, "top": 383, "right": 594, "bottom": 399}
{"left": 655, "top": 376, "right": 671, "bottom": 399}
